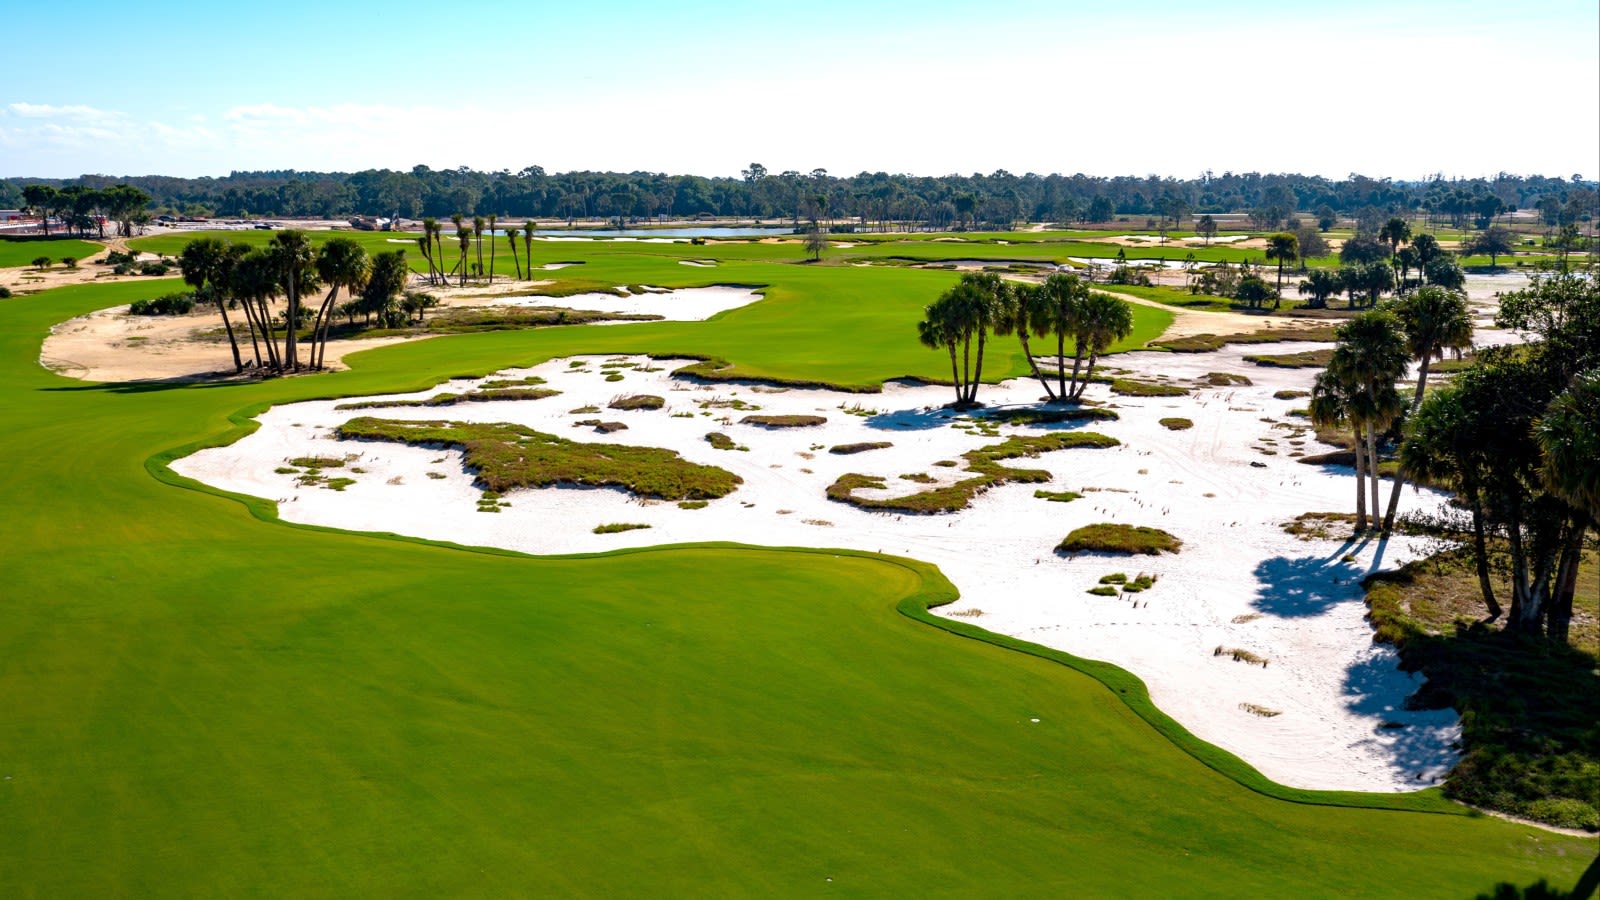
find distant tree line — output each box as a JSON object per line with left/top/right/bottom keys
{"left": 3, "top": 167, "right": 1594, "bottom": 233}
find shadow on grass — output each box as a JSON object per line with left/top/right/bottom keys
{"left": 1475, "top": 851, "right": 1600, "bottom": 898}
{"left": 1367, "top": 562, "right": 1600, "bottom": 832}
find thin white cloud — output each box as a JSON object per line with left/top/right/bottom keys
{"left": 5, "top": 102, "right": 124, "bottom": 122}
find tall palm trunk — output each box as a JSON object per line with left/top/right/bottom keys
{"left": 1366, "top": 423, "right": 1382, "bottom": 528}
{"left": 1071, "top": 350, "right": 1099, "bottom": 402}
{"left": 945, "top": 342, "right": 961, "bottom": 405}
{"left": 967, "top": 327, "right": 988, "bottom": 404}
{"left": 960, "top": 333, "right": 972, "bottom": 404}
{"left": 507, "top": 235, "right": 522, "bottom": 280}
{"left": 488, "top": 222, "right": 497, "bottom": 283}
{"left": 1067, "top": 344, "right": 1088, "bottom": 399}
{"left": 1466, "top": 485, "right": 1501, "bottom": 619}
{"left": 239, "top": 299, "right": 263, "bottom": 368}
{"left": 1353, "top": 423, "right": 1368, "bottom": 530}
{"left": 523, "top": 229, "right": 533, "bottom": 280}
{"left": 216, "top": 294, "right": 244, "bottom": 372}
{"left": 1017, "top": 331, "right": 1056, "bottom": 400}
{"left": 311, "top": 285, "right": 340, "bottom": 370}
{"left": 1056, "top": 333, "right": 1067, "bottom": 400}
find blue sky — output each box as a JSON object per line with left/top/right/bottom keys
{"left": 3, "top": 0, "right": 1595, "bottom": 179}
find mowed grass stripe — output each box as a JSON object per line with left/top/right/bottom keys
{"left": 0, "top": 268, "right": 1587, "bottom": 895}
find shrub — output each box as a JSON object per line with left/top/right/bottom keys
{"left": 128, "top": 292, "right": 196, "bottom": 316}
{"left": 0, "top": 286, "right": 11, "bottom": 299}
{"left": 1058, "top": 523, "right": 1182, "bottom": 555}
{"left": 31, "top": 256, "right": 52, "bottom": 270}
{"left": 706, "top": 432, "right": 736, "bottom": 450}
{"left": 139, "top": 261, "right": 171, "bottom": 276}
{"left": 62, "top": 256, "right": 78, "bottom": 269}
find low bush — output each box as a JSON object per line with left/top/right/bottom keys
{"left": 593, "top": 523, "right": 651, "bottom": 534}
{"left": 128, "top": 292, "right": 195, "bottom": 316}
{"left": 1273, "top": 389, "right": 1310, "bottom": 400}
{"left": 1159, "top": 418, "right": 1193, "bottom": 431}
{"left": 1058, "top": 523, "right": 1182, "bottom": 555}
{"left": 139, "top": 261, "right": 171, "bottom": 276}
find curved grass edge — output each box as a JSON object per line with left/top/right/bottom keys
{"left": 897, "top": 590, "right": 1472, "bottom": 817}
{"left": 146, "top": 385, "right": 1474, "bottom": 823}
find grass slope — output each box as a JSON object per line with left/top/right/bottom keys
{"left": 0, "top": 273, "right": 1591, "bottom": 894}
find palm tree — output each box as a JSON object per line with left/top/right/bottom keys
{"left": 1296, "top": 268, "right": 1343, "bottom": 309}
{"left": 178, "top": 237, "right": 245, "bottom": 372}
{"left": 1383, "top": 285, "right": 1475, "bottom": 528}
{"left": 1378, "top": 217, "right": 1411, "bottom": 260}
{"left": 522, "top": 222, "right": 535, "bottom": 279}
{"left": 486, "top": 213, "right": 498, "bottom": 283}
{"left": 991, "top": 281, "right": 1058, "bottom": 400}
{"left": 433, "top": 218, "right": 449, "bottom": 285}
{"left": 230, "top": 249, "right": 282, "bottom": 372}
{"left": 472, "top": 216, "right": 485, "bottom": 281}
{"left": 1037, "top": 272, "right": 1090, "bottom": 400}
{"left": 1311, "top": 369, "right": 1364, "bottom": 529}
{"left": 455, "top": 226, "right": 471, "bottom": 287}
{"left": 917, "top": 303, "right": 963, "bottom": 406}
{"left": 448, "top": 214, "right": 464, "bottom": 281}
{"left": 505, "top": 230, "right": 523, "bottom": 280}
{"left": 1411, "top": 232, "right": 1443, "bottom": 279}
{"left": 311, "top": 238, "right": 371, "bottom": 370}
{"left": 267, "top": 230, "right": 318, "bottom": 370}
{"left": 1065, "top": 292, "right": 1133, "bottom": 401}
{"left": 1400, "top": 386, "right": 1502, "bottom": 618}
{"left": 1536, "top": 370, "right": 1600, "bottom": 526}
{"left": 419, "top": 217, "right": 439, "bottom": 284}
{"left": 1264, "top": 233, "right": 1298, "bottom": 306}
{"left": 1329, "top": 312, "right": 1410, "bottom": 526}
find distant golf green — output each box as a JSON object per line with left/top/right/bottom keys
{"left": 0, "top": 247, "right": 1590, "bottom": 894}
{"left": 0, "top": 235, "right": 102, "bottom": 268}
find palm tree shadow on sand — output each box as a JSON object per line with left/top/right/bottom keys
{"left": 1249, "top": 533, "right": 1375, "bottom": 618}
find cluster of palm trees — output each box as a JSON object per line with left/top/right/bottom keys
{"left": 1310, "top": 285, "right": 1475, "bottom": 533}
{"left": 917, "top": 272, "right": 1133, "bottom": 407}
{"left": 179, "top": 233, "right": 425, "bottom": 375}
{"left": 415, "top": 216, "right": 539, "bottom": 287}
{"left": 1397, "top": 271, "right": 1598, "bottom": 638}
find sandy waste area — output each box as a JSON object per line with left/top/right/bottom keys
{"left": 173, "top": 344, "right": 1464, "bottom": 793}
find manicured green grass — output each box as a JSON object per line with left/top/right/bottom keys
{"left": 0, "top": 272, "right": 1593, "bottom": 894}
{"left": 0, "top": 235, "right": 102, "bottom": 268}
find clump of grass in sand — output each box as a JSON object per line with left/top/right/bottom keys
{"left": 608, "top": 394, "right": 665, "bottom": 411}
{"left": 1159, "top": 418, "right": 1194, "bottom": 431}
{"left": 1245, "top": 349, "right": 1333, "bottom": 369}
{"left": 1058, "top": 524, "right": 1182, "bottom": 556}
{"left": 1110, "top": 379, "right": 1189, "bottom": 397}
{"left": 569, "top": 405, "right": 600, "bottom": 414}
{"left": 289, "top": 456, "right": 344, "bottom": 469}
{"left": 948, "top": 608, "right": 985, "bottom": 618}
{"left": 480, "top": 375, "right": 547, "bottom": 389}
{"left": 830, "top": 441, "right": 892, "bottom": 455}
{"left": 274, "top": 466, "right": 299, "bottom": 475}
{"left": 336, "top": 388, "right": 559, "bottom": 411}
{"left": 1239, "top": 703, "right": 1281, "bottom": 717}
{"left": 741, "top": 414, "right": 827, "bottom": 428}
{"left": 1214, "top": 646, "right": 1269, "bottom": 667}
{"left": 899, "top": 472, "right": 936, "bottom": 484}
{"left": 1034, "top": 489, "right": 1083, "bottom": 503}
{"left": 1086, "top": 586, "right": 1120, "bottom": 597}
{"left": 593, "top": 523, "right": 651, "bottom": 534}
{"left": 1274, "top": 389, "right": 1310, "bottom": 400}
{"left": 706, "top": 432, "right": 741, "bottom": 451}
{"left": 1152, "top": 325, "right": 1339, "bottom": 353}
{"left": 336, "top": 417, "right": 740, "bottom": 500}
{"left": 827, "top": 432, "right": 1119, "bottom": 514}
{"left": 1203, "top": 372, "right": 1253, "bottom": 387}
{"left": 677, "top": 500, "right": 708, "bottom": 510}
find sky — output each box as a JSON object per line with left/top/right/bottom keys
{"left": 3, "top": 0, "right": 1596, "bottom": 181}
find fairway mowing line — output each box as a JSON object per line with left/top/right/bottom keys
{"left": 173, "top": 347, "right": 1463, "bottom": 794}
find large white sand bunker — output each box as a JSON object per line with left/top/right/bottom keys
{"left": 175, "top": 349, "right": 1463, "bottom": 793}
{"left": 491, "top": 286, "right": 761, "bottom": 320}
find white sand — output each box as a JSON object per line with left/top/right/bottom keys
{"left": 174, "top": 345, "right": 1460, "bottom": 793}
{"left": 488, "top": 286, "right": 761, "bottom": 320}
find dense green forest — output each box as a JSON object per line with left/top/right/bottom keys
{"left": 4, "top": 167, "right": 1595, "bottom": 231}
